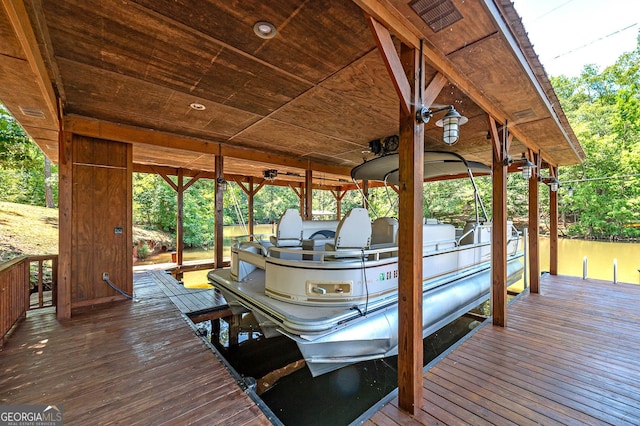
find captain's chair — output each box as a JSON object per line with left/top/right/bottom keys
{"left": 325, "top": 207, "right": 371, "bottom": 257}
{"left": 269, "top": 209, "right": 303, "bottom": 247}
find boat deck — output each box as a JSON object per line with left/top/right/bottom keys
{"left": 366, "top": 274, "right": 640, "bottom": 425}
{"left": 0, "top": 271, "right": 270, "bottom": 425}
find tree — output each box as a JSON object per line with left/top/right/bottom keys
{"left": 0, "top": 103, "right": 57, "bottom": 207}
{"left": 44, "top": 157, "right": 55, "bottom": 208}
{"left": 552, "top": 34, "right": 640, "bottom": 238}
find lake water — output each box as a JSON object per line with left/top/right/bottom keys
{"left": 538, "top": 237, "right": 640, "bottom": 284}
{"left": 204, "top": 311, "right": 482, "bottom": 425}
{"left": 134, "top": 224, "right": 274, "bottom": 286}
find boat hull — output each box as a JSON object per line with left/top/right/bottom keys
{"left": 208, "top": 253, "right": 524, "bottom": 377}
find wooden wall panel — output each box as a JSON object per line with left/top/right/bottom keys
{"left": 70, "top": 135, "right": 132, "bottom": 307}
{"left": 72, "top": 163, "right": 95, "bottom": 302}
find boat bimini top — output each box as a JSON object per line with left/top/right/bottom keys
{"left": 350, "top": 150, "right": 490, "bottom": 185}
{"left": 351, "top": 150, "right": 491, "bottom": 223}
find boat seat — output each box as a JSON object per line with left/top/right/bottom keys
{"left": 302, "top": 220, "right": 340, "bottom": 240}
{"left": 459, "top": 220, "right": 490, "bottom": 245}
{"left": 325, "top": 207, "right": 371, "bottom": 258}
{"left": 269, "top": 209, "right": 303, "bottom": 247}
{"left": 424, "top": 221, "right": 456, "bottom": 251}
{"left": 370, "top": 217, "right": 398, "bottom": 246}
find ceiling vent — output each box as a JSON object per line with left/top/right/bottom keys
{"left": 409, "top": 0, "right": 463, "bottom": 33}
{"left": 513, "top": 108, "right": 536, "bottom": 121}
{"left": 19, "top": 106, "right": 45, "bottom": 119}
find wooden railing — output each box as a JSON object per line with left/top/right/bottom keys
{"left": 27, "top": 255, "right": 58, "bottom": 310}
{"left": 1, "top": 255, "right": 57, "bottom": 346}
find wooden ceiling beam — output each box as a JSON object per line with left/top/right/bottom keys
{"left": 367, "top": 15, "right": 411, "bottom": 114}
{"left": 353, "top": 0, "right": 557, "bottom": 165}
{"left": 1, "top": 0, "right": 58, "bottom": 126}
{"left": 65, "top": 115, "right": 353, "bottom": 177}
{"left": 423, "top": 72, "right": 447, "bottom": 107}
{"left": 133, "top": 163, "right": 351, "bottom": 192}
{"left": 182, "top": 172, "right": 203, "bottom": 192}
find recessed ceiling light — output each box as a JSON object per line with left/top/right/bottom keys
{"left": 189, "top": 102, "right": 206, "bottom": 111}
{"left": 253, "top": 21, "right": 277, "bottom": 39}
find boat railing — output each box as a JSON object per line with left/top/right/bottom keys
{"left": 509, "top": 223, "right": 522, "bottom": 238}
{"left": 507, "top": 224, "right": 523, "bottom": 256}
{"left": 424, "top": 238, "right": 458, "bottom": 252}
{"left": 231, "top": 234, "right": 272, "bottom": 246}
{"left": 456, "top": 227, "right": 476, "bottom": 246}
{"left": 235, "top": 240, "right": 268, "bottom": 256}
{"left": 267, "top": 245, "right": 399, "bottom": 263}
{"left": 268, "top": 241, "right": 490, "bottom": 263}
{"left": 237, "top": 226, "right": 523, "bottom": 264}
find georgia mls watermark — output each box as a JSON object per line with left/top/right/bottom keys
{"left": 0, "top": 405, "right": 63, "bottom": 426}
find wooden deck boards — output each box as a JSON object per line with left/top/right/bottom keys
{"left": 366, "top": 275, "right": 640, "bottom": 425}
{"left": 149, "top": 269, "right": 229, "bottom": 316}
{"left": 0, "top": 271, "right": 270, "bottom": 425}
{"left": 6, "top": 272, "right": 640, "bottom": 425}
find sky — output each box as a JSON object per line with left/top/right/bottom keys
{"left": 511, "top": 0, "right": 640, "bottom": 77}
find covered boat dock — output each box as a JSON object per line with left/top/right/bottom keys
{"left": 0, "top": 0, "right": 601, "bottom": 421}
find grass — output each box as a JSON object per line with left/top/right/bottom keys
{"left": 0, "top": 201, "right": 173, "bottom": 262}
{"left": 0, "top": 202, "right": 58, "bottom": 261}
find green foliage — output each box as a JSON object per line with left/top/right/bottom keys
{"left": 0, "top": 104, "right": 58, "bottom": 206}
{"left": 0, "top": 104, "right": 37, "bottom": 167}
{"left": 132, "top": 173, "right": 176, "bottom": 231}
{"left": 136, "top": 243, "right": 150, "bottom": 260}
{"left": 253, "top": 185, "right": 299, "bottom": 224}
{"left": 553, "top": 35, "right": 640, "bottom": 238}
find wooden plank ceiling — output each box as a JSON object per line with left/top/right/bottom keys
{"left": 0, "top": 0, "right": 584, "bottom": 185}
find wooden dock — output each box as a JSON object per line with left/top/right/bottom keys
{"left": 5, "top": 272, "right": 640, "bottom": 425}
{"left": 366, "top": 274, "right": 640, "bottom": 425}
{"left": 149, "top": 270, "right": 232, "bottom": 322}
{"left": 0, "top": 271, "right": 270, "bottom": 425}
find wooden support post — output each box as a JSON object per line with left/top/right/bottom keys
{"left": 57, "top": 131, "right": 72, "bottom": 319}
{"left": 362, "top": 180, "right": 369, "bottom": 209}
{"left": 489, "top": 116, "right": 508, "bottom": 327}
{"left": 305, "top": 169, "right": 313, "bottom": 220}
{"left": 529, "top": 152, "right": 541, "bottom": 293}
{"left": 397, "top": 42, "right": 423, "bottom": 415}
{"left": 247, "top": 177, "right": 255, "bottom": 238}
{"left": 331, "top": 189, "right": 346, "bottom": 219}
{"left": 234, "top": 176, "right": 267, "bottom": 240}
{"left": 215, "top": 155, "right": 224, "bottom": 269}
{"left": 176, "top": 169, "right": 184, "bottom": 266}
{"left": 212, "top": 318, "right": 220, "bottom": 341}
{"left": 229, "top": 313, "right": 241, "bottom": 346}
{"left": 155, "top": 168, "right": 200, "bottom": 268}
{"left": 549, "top": 166, "right": 559, "bottom": 275}
{"left": 289, "top": 184, "right": 304, "bottom": 217}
